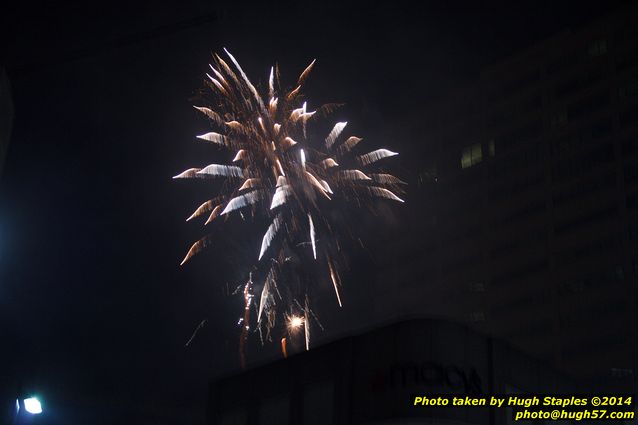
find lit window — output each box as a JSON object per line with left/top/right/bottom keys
{"left": 488, "top": 139, "right": 496, "bottom": 157}
{"left": 461, "top": 143, "right": 483, "bottom": 169}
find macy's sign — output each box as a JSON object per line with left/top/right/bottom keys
{"left": 368, "top": 362, "right": 483, "bottom": 395}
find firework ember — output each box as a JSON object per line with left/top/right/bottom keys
{"left": 174, "top": 49, "right": 404, "bottom": 357}
{"left": 286, "top": 315, "right": 304, "bottom": 332}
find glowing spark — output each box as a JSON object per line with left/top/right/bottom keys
{"left": 204, "top": 205, "right": 223, "bottom": 225}
{"left": 206, "top": 74, "right": 227, "bottom": 95}
{"left": 197, "top": 164, "right": 244, "bottom": 178}
{"left": 257, "top": 117, "right": 267, "bottom": 134}
{"left": 276, "top": 159, "right": 286, "bottom": 176}
{"left": 287, "top": 85, "right": 301, "bottom": 100}
{"left": 357, "top": 149, "right": 399, "bottom": 166}
{"left": 320, "top": 158, "right": 339, "bottom": 168}
{"left": 270, "top": 184, "right": 291, "bottom": 210}
{"left": 208, "top": 65, "right": 228, "bottom": 86}
{"left": 327, "top": 258, "right": 343, "bottom": 307}
{"left": 269, "top": 99, "right": 279, "bottom": 116}
{"left": 290, "top": 316, "right": 303, "bottom": 328}
{"left": 259, "top": 213, "right": 283, "bottom": 260}
{"left": 173, "top": 168, "right": 201, "bottom": 179}
{"left": 184, "top": 319, "right": 207, "bottom": 347}
{"left": 239, "top": 274, "right": 254, "bottom": 368}
{"left": 232, "top": 150, "right": 246, "bottom": 162}
{"left": 286, "top": 315, "right": 304, "bottom": 333}
{"left": 268, "top": 66, "right": 275, "bottom": 98}
{"left": 180, "top": 236, "right": 210, "bottom": 266}
{"left": 304, "top": 317, "right": 310, "bottom": 350}
{"left": 223, "top": 47, "right": 266, "bottom": 112}
{"left": 325, "top": 122, "right": 347, "bottom": 149}
{"left": 308, "top": 214, "right": 316, "bottom": 259}
{"left": 304, "top": 297, "right": 311, "bottom": 351}
{"left": 225, "top": 120, "right": 244, "bottom": 132}
{"left": 186, "top": 200, "right": 215, "bottom": 222}
{"left": 239, "top": 178, "right": 260, "bottom": 191}
{"left": 338, "top": 169, "right": 372, "bottom": 180}
{"left": 257, "top": 272, "right": 271, "bottom": 324}
{"left": 193, "top": 106, "right": 224, "bottom": 126}
{"left": 370, "top": 173, "right": 408, "bottom": 185}
{"left": 368, "top": 186, "right": 405, "bottom": 203}
{"left": 305, "top": 171, "right": 332, "bottom": 199}
{"left": 290, "top": 105, "right": 305, "bottom": 121}
{"left": 298, "top": 59, "right": 316, "bottom": 86}
{"left": 283, "top": 136, "right": 297, "bottom": 148}
{"left": 337, "top": 136, "right": 363, "bottom": 154}
{"left": 221, "top": 190, "right": 264, "bottom": 215}
{"left": 320, "top": 179, "right": 334, "bottom": 194}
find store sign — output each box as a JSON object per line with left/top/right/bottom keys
{"left": 370, "top": 361, "right": 483, "bottom": 395}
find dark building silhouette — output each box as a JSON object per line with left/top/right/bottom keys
{"left": 208, "top": 318, "right": 585, "bottom": 425}
{"left": 375, "top": 4, "right": 638, "bottom": 383}
{"left": 0, "top": 67, "right": 12, "bottom": 177}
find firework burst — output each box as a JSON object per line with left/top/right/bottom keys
{"left": 174, "top": 49, "right": 404, "bottom": 360}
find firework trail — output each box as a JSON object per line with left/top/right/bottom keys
{"left": 174, "top": 49, "right": 404, "bottom": 358}
{"left": 184, "top": 319, "right": 207, "bottom": 347}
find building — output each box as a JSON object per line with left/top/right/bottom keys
{"left": 372, "top": 4, "right": 638, "bottom": 382}
{"left": 0, "top": 66, "right": 13, "bottom": 177}
{"left": 207, "top": 318, "right": 587, "bottom": 425}
{"left": 209, "top": 7, "right": 638, "bottom": 423}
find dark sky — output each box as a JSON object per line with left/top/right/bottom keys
{"left": 0, "top": 1, "right": 633, "bottom": 424}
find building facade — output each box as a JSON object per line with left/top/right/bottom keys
{"left": 372, "top": 5, "right": 638, "bottom": 382}
{"left": 208, "top": 318, "right": 586, "bottom": 425}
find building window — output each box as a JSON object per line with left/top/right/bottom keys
{"left": 610, "top": 368, "right": 634, "bottom": 378}
{"left": 488, "top": 139, "right": 496, "bottom": 157}
{"left": 469, "top": 311, "right": 486, "bottom": 322}
{"left": 461, "top": 143, "right": 483, "bottom": 169}
{"left": 469, "top": 282, "right": 486, "bottom": 292}
{"left": 588, "top": 39, "right": 608, "bottom": 57}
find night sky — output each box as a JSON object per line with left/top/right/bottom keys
{"left": 0, "top": 1, "right": 633, "bottom": 424}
